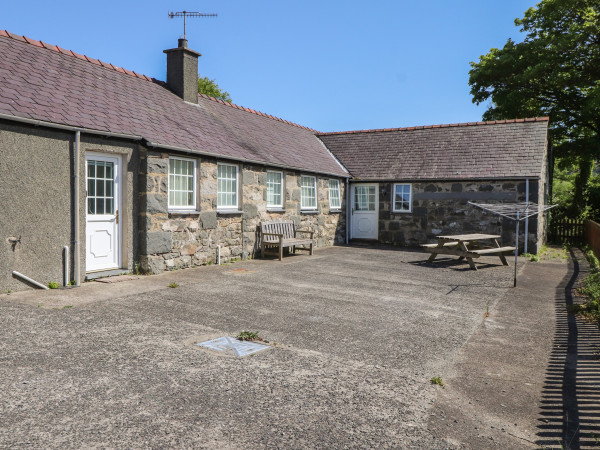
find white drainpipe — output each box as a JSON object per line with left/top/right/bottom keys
{"left": 345, "top": 178, "right": 350, "bottom": 244}
{"left": 12, "top": 271, "right": 49, "bottom": 290}
{"left": 74, "top": 131, "right": 81, "bottom": 286}
{"left": 217, "top": 245, "right": 221, "bottom": 265}
{"left": 524, "top": 178, "right": 529, "bottom": 254}
{"left": 63, "top": 246, "right": 69, "bottom": 286}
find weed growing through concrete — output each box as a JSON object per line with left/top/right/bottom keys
{"left": 484, "top": 300, "right": 490, "bottom": 318}
{"left": 168, "top": 282, "right": 179, "bottom": 288}
{"left": 430, "top": 376, "right": 444, "bottom": 387}
{"left": 47, "top": 281, "right": 60, "bottom": 289}
{"left": 63, "top": 305, "right": 73, "bottom": 309}
{"left": 237, "top": 331, "right": 260, "bottom": 341}
{"left": 7, "top": 290, "right": 12, "bottom": 294}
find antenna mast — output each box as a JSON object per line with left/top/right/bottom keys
{"left": 168, "top": 11, "right": 217, "bottom": 40}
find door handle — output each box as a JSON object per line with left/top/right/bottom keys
{"left": 115, "top": 209, "right": 119, "bottom": 224}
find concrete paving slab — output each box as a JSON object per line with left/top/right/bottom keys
{"left": 0, "top": 246, "right": 572, "bottom": 448}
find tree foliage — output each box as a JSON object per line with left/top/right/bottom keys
{"left": 469, "top": 0, "right": 600, "bottom": 218}
{"left": 198, "top": 76, "right": 232, "bottom": 103}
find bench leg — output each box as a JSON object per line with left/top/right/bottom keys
{"left": 309, "top": 243, "right": 314, "bottom": 256}
{"left": 498, "top": 254, "right": 508, "bottom": 266}
{"left": 427, "top": 252, "right": 438, "bottom": 263}
{"left": 278, "top": 245, "right": 283, "bottom": 261}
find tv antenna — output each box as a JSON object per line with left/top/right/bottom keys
{"left": 168, "top": 11, "right": 217, "bottom": 40}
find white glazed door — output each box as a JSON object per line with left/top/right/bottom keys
{"left": 85, "top": 154, "right": 120, "bottom": 272}
{"left": 351, "top": 184, "right": 378, "bottom": 239}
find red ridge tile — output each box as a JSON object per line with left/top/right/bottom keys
{"left": 7, "top": 31, "right": 26, "bottom": 42}
{"left": 23, "top": 36, "right": 43, "bottom": 47}
{"left": 0, "top": 30, "right": 8, "bottom": 38}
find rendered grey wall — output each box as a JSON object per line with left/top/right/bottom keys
{"left": 0, "top": 121, "right": 73, "bottom": 292}
{"left": 0, "top": 121, "right": 140, "bottom": 292}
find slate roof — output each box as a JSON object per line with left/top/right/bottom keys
{"left": 318, "top": 119, "right": 549, "bottom": 180}
{"left": 0, "top": 31, "right": 348, "bottom": 177}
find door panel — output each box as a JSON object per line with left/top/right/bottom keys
{"left": 351, "top": 184, "right": 378, "bottom": 239}
{"left": 86, "top": 155, "right": 120, "bottom": 272}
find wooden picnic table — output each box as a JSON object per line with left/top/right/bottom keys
{"left": 421, "top": 233, "right": 516, "bottom": 270}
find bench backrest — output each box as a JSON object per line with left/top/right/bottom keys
{"left": 261, "top": 220, "right": 295, "bottom": 243}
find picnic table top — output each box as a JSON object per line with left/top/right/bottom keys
{"left": 436, "top": 233, "right": 501, "bottom": 241}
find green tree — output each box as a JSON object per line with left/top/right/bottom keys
{"left": 198, "top": 76, "right": 232, "bottom": 103}
{"left": 469, "top": 0, "right": 600, "bottom": 218}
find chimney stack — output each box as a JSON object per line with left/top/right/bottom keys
{"left": 164, "top": 38, "right": 201, "bottom": 103}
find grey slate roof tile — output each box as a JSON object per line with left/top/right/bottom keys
{"left": 318, "top": 120, "right": 549, "bottom": 180}
{"left": 0, "top": 32, "right": 348, "bottom": 177}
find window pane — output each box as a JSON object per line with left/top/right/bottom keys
{"left": 88, "top": 198, "right": 95, "bottom": 214}
{"left": 88, "top": 179, "right": 95, "bottom": 196}
{"left": 106, "top": 180, "right": 113, "bottom": 197}
{"left": 97, "top": 163, "right": 105, "bottom": 179}
{"left": 97, "top": 180, "right": 104, "bottom": 196}
{"left": 96, "top": 198, "right": 104, "bottom": 215}
{"left": 87, "top": 163, "right": 95, "bottom": 178}
{"left": 105, "top": 163, "right": 113, "bottom": 179}
{"left": 106, "top": 198, "right": 113, "bottom": 214}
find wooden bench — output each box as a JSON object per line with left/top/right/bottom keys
{"left": 421, "top": 242, "right": 459, "bottom": 248}
{"left": 260, "top": 220, "right": 314, "bottom": 261}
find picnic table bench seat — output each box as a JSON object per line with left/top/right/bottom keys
{"left": 420, "top": 242, "right": 459, "bottom": 248}
{"left": 260, "top": 220, "right": 314, "bottom": 261}
{"left": 471, "top": 246, "right": 515, "bottom": 255}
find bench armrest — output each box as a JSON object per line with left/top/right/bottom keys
{"left": 295, "top": 229, "right": 314, "bottom": 238}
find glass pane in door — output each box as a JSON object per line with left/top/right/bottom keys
{"left": 87, "top": 160, "right": 115, "bottom": 215}
{"left": 354, "top": 186, "right": 375, "bottom": 211}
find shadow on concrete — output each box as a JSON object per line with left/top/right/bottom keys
{"left": 535, "top": 249, "right": 600, "bottom": 449}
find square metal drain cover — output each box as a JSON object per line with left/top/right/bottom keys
{"left": 196, "top": 337, "right": 270, "bottom": 357}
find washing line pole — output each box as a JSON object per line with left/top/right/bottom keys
{"left": 514, "top": 211, "right": 520, "bottom": 288}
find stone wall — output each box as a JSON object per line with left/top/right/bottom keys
{"left": 376, "top": 179, "right": 544, "bottom": 252}
{"left": 139, "top": 151, "right": 346, "bottom": 274}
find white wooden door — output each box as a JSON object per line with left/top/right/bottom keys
{"left": 85, "top": 154, "right": 121, "bottom": 272}
{"left": 351, "top": 184, "right": 378, "bottom": 239}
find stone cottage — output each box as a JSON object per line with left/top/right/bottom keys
{"left": 318, "top": 119, "right": 550, "bottom": 251}
{"left": 0, "top": 32, "right": 348, "bottom": 292}
{"left": 0, "top": 30, "right": 549, "bottom": 292}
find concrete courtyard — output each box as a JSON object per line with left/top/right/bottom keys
{"left": 0, "top": 246, "right": 571, "bottom": 448}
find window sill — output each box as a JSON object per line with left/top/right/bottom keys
{"left": 391, "top": 210, "right": 412, "bottom": 214}
{"left": 168, "top": 210, "right": 201, "bottom": 216}
{"left": 301, "top": 210, "right": 319, "bottom": 215}
{"left": 329, "top": 209, "right": 342, "bottom": 213}
{"left": 267, "top": 208, "right": 286, "bottom": 213}
{"left": 217, "top": 209, "right": 243, "bottom": 215}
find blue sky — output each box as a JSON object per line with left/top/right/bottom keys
{"left": 3, "top": 1, "right": 537, "bottom": 132}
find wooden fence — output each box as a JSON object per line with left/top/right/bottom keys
{"left": 586, "top": 220, "right": 600, "bottom": 261}
{"left": 549, "top": 218, "right": 585, "bottom": 244}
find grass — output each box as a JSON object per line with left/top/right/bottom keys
{"left": 567, "top": 246, "right": 600, "bottom": 325}
{"left": 430, "top": 376, "right": 444, "bottom": 387}
{"left": 522, "top": 245, "right": 569, "bottom": 262}
{"left": 47, "top": 281, "right": 60, "bottom": 289}
{"left": 168, "top": 282, "right": 179, "bottom": 288}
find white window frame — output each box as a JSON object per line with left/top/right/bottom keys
{"left": 266, "top": 170, "right": 284, "bottom": 209}
{"left": 217, "top": 163, "right": 239, "bottom": 210}
{"left": 168, "top": 156, "right": 197, "bottom": 211}
{"left": 392, "top": 183, "right": 412, "bottom": 213}
{"left": 300, "top": 175, "right": 318, "bottom": 211}
{"left": 329, "top": 179, "right": 342, "bottom": 211}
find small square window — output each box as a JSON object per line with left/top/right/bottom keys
{"left": 329, "top": 179, "right": 341, "bottom": 210}
{"left": 301, "top": 175, "right": 317, "bottom": 210}
{"left": 217, "top": 163, "right": 239, "bottom": 210}
{"left": 267, "top": 171, "right": 283, "bottom": 208}
{"left": 392, "top": 183, "right": 412, "bottom": 213}
{"left": 168, "top": 157, "right": 197, "bottom": 210}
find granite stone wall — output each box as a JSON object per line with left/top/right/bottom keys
{"left": 376, "top": 179, "right": 544, "bottom": 252}
{"left": 139, "top": 151, "right": 346, "bottom": 274}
